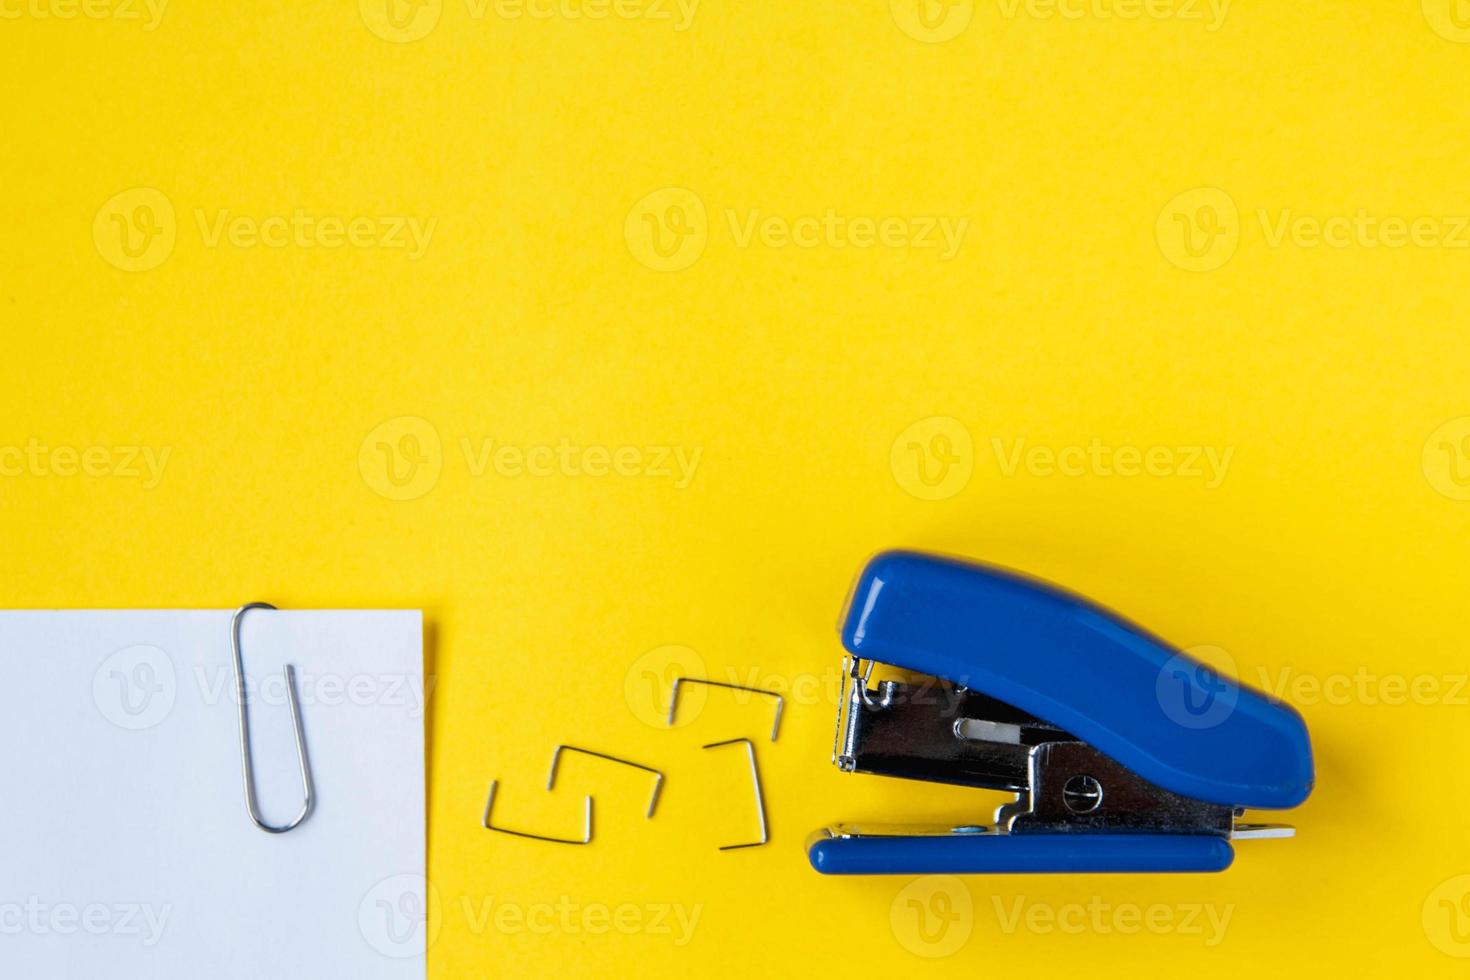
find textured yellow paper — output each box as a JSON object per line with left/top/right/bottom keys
{"left": 4, "top": 2, "right": 1470, "bottom": 975}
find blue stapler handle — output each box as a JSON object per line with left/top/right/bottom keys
{"left": 841, "top": 551, "right": 1314, "bottom": 810}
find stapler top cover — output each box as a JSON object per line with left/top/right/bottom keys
{"left": 840, "top": 550, "right": 1313, "bottom": 810}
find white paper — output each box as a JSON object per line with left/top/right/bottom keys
{"left": 0, "top": 610, "right": 427, "bottom": 979}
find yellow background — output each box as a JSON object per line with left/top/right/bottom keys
{"left": 5, "top": 0, "right": 1470, "bottom": 974}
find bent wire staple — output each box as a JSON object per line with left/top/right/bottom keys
{"left": 547, "top": 745, "right": 664, "bottom": 819}
{"left": 667, "top": 677, "right": 785, "bottom": 742}
{"left": 703, "top": 737, "right": 768, "bottom": 850}
{"left": 482, "top": 780, "right": 593, "bottom": 845}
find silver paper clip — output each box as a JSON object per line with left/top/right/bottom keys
{"left": 231, "top": 602, "right": 315, "bottom": 834}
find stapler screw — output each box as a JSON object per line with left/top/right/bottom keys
{"left": 1062, "top": 774, "right": 1104, "bottom": 814}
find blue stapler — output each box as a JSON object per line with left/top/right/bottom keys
{"left": 808, "top": 551, "right": 1314, "bottom": 875}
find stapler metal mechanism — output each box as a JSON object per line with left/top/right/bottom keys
{"left": 808, "top": 551, "right": 1314, "bottom": 875}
